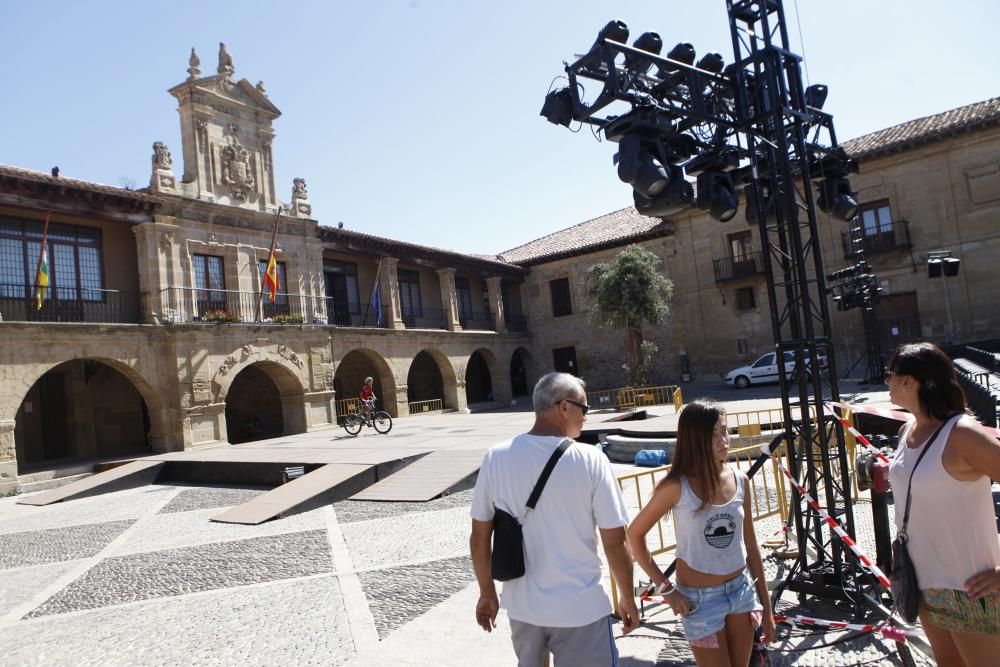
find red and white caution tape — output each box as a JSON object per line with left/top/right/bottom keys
{"left": 828, "top": 400, "right": 1000, "bottom": 439}
{"left": 823, "top": 404, "right": 892, "bottom": 464}
{"left": 773, "top": 613, "right": 918, "bottom": 642}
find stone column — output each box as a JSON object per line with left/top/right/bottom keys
{"left": 436, "top": 268, "right": 461, "bottom": 331}
{"left": 133, "top": 219, "right": 179, "bottom": 324}
{"left": 380, "top": 258, "right": 405, "bottom": 330}
{"left": 485, "top": 276, "right": 506, "bottom": 333}
{"left": 0, "top": 419, "right": 18, "bottom": 497}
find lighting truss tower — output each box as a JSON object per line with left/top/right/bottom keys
{"left": 845, "top": 219, "right": 885, "bottom": 385}
{"left": 542, "top": 0, "right": 887, "bottom": 613}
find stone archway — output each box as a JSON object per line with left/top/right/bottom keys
{"left": 334, "top": 348, "right": 399, "bottom": 418}
{"left": 13, "top": 358, "right": 163, "bottom": 470}
{"left": 406, "top": 348, "right": 459, "bottom": 412}
{"left": 465, "top": 348, "right": 500, "bottom": 405}
{"left": 224, "top": 361, "right": 305, "bottom": 444}
{"left": 510, "top": 347, "right": 532, "bottom": 398}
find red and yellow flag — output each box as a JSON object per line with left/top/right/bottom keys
{"left": 262, "top": 251, "right": 279, "bottom": 302}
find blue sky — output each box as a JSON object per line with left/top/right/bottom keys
{"left": 1, "top": 1, "right": 997, "bottom": 255}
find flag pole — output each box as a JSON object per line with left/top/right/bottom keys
{"left": 368, "top": 257, "right": 383, "bottom": 325}
{"left": 33, "top": 211, "right": 51, "bottom": 310}
{"left": 256, "top": 206, "right": 282, "bottom": 323}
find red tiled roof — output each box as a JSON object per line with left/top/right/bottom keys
{"left": 497, "top": 207, "right": 673, "bottom": 266}
{"left": 0, "top": 164, "right": 159, "bottom": 203}
{"left": 841, "top": 97, "right": 1000, "bottom": 161}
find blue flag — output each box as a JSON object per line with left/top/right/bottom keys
{"left": 370, "top": 281, "right": 382, "bottom": 325}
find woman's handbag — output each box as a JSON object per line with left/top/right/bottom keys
{"left": 491, "top": 440, "right": 570, "bottom": 581}
{"left": 890, "top": 415, "right": 955, "bottom": 623}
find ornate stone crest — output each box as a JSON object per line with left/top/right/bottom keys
{"left": 220, "top": 135, "right": 255, "bottom": 200}
{"left": 152, "top": 142, "right": 173, "bottom": 170}
{"left": 291, "top": 177, "right": 311, "bottom": 216}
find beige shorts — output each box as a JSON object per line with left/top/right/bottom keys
{"left": 509, "top": 614, "right": 619, "bottom": 667}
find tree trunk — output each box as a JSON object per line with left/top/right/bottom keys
{"left": 627, "top": 322, "right": 643, "bottom": 385}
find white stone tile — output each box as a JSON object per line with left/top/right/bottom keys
{"left": 0, "top": 487, "right": 178, "bottom": 536}
{"left": 340, "top": 506, "right": 469, "bottom": 572}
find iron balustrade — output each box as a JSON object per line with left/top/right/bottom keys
{"left": 840, "top": 220, "right": 912, "bottom": 259}
{"left": 459, "top": 310, "right": 495, "bottom": 331}
{"left": 0, "top": 283, "right": 141, "bottom": 323}
{"left": 505, "top": 314, "right": 529, "bottom": 332}
{"left": 712, "top": 252, "right": 765, "bottom": 283}
{"left": 159, "top": 287, "right": 325, "bottom": 324}
{"left": 402, "top": 306, "right": 448, "bottom": 330}
{"left": 326, "top": 300, "right": 390, "bottom": 328}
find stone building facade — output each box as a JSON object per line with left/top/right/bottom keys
{"left": 1, "top": 42, "right": 996, "bottom": 496}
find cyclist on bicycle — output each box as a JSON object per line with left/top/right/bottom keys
{"left": 360, "top": 376, "right": 376, "bottom": 425}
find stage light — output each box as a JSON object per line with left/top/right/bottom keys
{"left": 540, "top": 87, "right": 574, "bottom": 126}
{"left": 625, "top": 32, "right": 663, "bottom": 75}
{"left": 632, "top": 165, "right": 693, "bottom": 217}
{"left": 696, "top": 171, "right": 739, "bottom": 221}
{"left": 817, "top": 177, "right": 858, "bottom": 221}
{"left": 805, "top": 84, "right": 828, "bottom": 110}
{"left": 598, "top": 19, "right": 629, "bottom": 44}
{"left": 615, "top": 134, "right": 668, "bottom": 197}
{"left": 696, "top": 52, "right": 724, "bottom": 74}
{"left": 655, "top": 42, "right": 696, "bottom": 81}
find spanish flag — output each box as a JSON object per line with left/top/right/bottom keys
{"left": 262, "top": 251, "right": 279, "bottom": 302}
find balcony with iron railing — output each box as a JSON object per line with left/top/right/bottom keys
{"left": 841, "top": 220, "right": 912, "bottom": 259}
{"left": 505, "top": 314, "right": 529, "bottom": 332}
{"left": 712, "top": 252, "right": 765, "bottom": 283}
{"left": 402, "top": 306, "right": 449, "bottom": 330}
{"left": 459, "top": 310, "right": 495, "bottom": 331}
{"left": 326, "top": 301, "right": 390, "bottom": 329}
{"left": 159, "top": 287, "right": 326, "bottom": 324}
{"left": 0, "top": 283, "right": 141, "bottom": 324}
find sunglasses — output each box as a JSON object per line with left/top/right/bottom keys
{"left": 563, "top": 399, "right": 590, "bottom": 415}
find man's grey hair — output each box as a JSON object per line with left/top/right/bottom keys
{"left": 533, "top": 372, "right": 587, "bottom": 413}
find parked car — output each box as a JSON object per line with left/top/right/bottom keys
{"left": 724, "top": 351, "right": 828, "bottom": 389}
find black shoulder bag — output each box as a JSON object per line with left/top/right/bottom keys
{"left": 891, "top": 415, "right": 956, "bottom": 623}
{"left": 491, "top": 439, "right": 571, "bottom": 582}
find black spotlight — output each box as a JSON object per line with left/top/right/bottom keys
{"left": 615, "top": 134, "right": 668, "bottom": 197}
{"left": 696, "top": 52, "right": 725, "bottom": 74}
{"left": 817, "top": 177, "right": 858, "bottom": 221}
{"left": 598, "top": 19, "right": 629, "bottom": 44}
{"left": 805, "top": 84, "right": 829, "bottom": 110}
{"left": 696, "top": 171, "right": 739, "bottom": 221}
{"left": 633, "top": 165, "right": 693, "bottom": 217}
{"left": 540, "top": 87, "right": 575, "bottom": 126}
{"left": 625, "top": 32, "right": 663, "bottom": 75}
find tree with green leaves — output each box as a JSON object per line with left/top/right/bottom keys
{"left": 585, "top": 244, "right": 673, "bottom": 386}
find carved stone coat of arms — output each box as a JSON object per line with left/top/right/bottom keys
{"left": 220, "top": 137, "right": 255, "bottom": 200}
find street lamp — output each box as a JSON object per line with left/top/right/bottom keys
{"left": 927, "top": 250, "right": 961, "bottom": 343}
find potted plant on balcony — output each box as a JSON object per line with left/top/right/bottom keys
{"left": 272, "top": 314, "right": 304, "bottom": 324}
{"left": 203, "top": 308, "right": 237, "bottom": 323}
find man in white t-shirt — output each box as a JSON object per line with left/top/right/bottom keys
{"left": 470, "top": 372, "right": 638, "bottom": 666}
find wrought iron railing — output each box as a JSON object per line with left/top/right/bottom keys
{"left": 0, "top": 283, "right": 141, "bottom": 323}
{"left": 505, "top": 314, "right": 529, "bottom": 332}
{"left": 712, "top": 251, "right": 765, "bottom": 282}
{"left": 459, "top": 310, "right": 495, "bottom": 331}
{"left": 402, "top": 306, "right": 448, "bottom": 330}
{"left": 159, "top": 287, "right": 326, "bottom": 324}
{"left": 326, "top": 301, "right": 390, "bottom": 329}
{"left": 841, "top": 220, "right": 912, "bottom": 258}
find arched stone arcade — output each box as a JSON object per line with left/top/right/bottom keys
{"left": 465, "top": 348, "right": 506, "bottom": 406}
{"left": 405, "top": 348, "right": 459, "bottom": 414}
{"left": 333, "top": 348, "right": 399, "bottom": 418}
{"left": 223, "top": 361, "right": 306, "bottom": 444}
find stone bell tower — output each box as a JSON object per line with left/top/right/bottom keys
{"left": 159, "top": 43, "right": 282, "bottom": 212}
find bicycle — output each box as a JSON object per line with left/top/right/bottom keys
{"left": 343, "top": 398, "right": 393, "bottom": 436}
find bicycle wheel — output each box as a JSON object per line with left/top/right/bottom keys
{"left": 344, "top": 414, "right": 363, "bottom": 436}
{"left": 372, "top": 411, "right": 392, "bottom": 434}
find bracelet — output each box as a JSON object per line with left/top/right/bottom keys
{"left": 654, "top": 580, "right": 675, "bottom": 595}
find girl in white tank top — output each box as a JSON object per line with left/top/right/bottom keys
{"left": 627, "top": 400, "right": 774, "bottom": 664}
{"left": 884, "top": 342, "right": 1000, "bottom": 665}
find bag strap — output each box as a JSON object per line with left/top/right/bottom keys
{"left": 526, "top": 439, "right": 571, "bottom": 510}
{"left": 900, "top": 414, "right": 958, "bottom": 530}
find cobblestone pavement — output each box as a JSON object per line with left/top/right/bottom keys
{"left": 0, "top": 408, "right": 937, "bottom": 666}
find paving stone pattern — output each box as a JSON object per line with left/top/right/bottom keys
{"left": 358, "top": 555, "right": 476, "bottom": 639}
{"left": 333, "top": 489, "right": 474, "bottom": 524}
{"left": 158, "top": 485, "right": 267, "bottom": 514}
{"left": 0, "top": 519, "right": 135, "bottom": 569}
{"left": 27, "top": 529, "right": 333, "bottom": 617}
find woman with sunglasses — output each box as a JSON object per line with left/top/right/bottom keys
{"left": 885, "top": 342, "right": 1000, "bottom": 664}
{"left": 627, "top": 399, "right": 774, "bottom": 666}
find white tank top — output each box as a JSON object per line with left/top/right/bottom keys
{"left": 673, "top": 468, "right": 748, "bottom": 575}
{"left": 888, "top": 415, "right": 1000, "bottom": 591}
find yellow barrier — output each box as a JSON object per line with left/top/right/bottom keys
{"left": 335, "top": 397, "right": 360, "bottom": 420}
{"left": 586, "top": 384, "right": 683, "bottom": 413}
{"left": 408, "top": 398, "right": 444, "bottom": 415}
{"left": 609, "top": 441, "right": 792, "bottom": 614}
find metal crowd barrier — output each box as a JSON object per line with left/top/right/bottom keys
{"left": 408, "top": 398, "right": 444, "bottom": 415}
{"left": 586, "top": 385, "right": 684, "bottom": 413}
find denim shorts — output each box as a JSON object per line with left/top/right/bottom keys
{"left": 675, "top": 570, "right": 761, "bottom": 642}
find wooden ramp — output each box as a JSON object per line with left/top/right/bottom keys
{"left": 17, "top": 460, "right": 164, "bottom": 506}
{"left": 350, "top": 450, "right": 485, "bottom": 502}
{"left": 212, "top": 463, "right": 372, "bottom": 525}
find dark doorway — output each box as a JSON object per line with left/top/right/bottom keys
{"left": 552, "top": 346, "right": 579, "bottom": 376}
{"left": 15, "top": 360, "right": 149, "bottom": 470}
{"left": 466, "top": 351, "right": 494, "bottom": 404}
{"left": 874, "top": 292, "right": 921, "bottom": 358}
{"left": 408, "top": 351, "right": 444, "bottom": 405}
{"left": 510, "top": 350, "right": 529, "bottom": 397}
{"left": 225, "top": 365, "right": 284, "bottom": 444}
